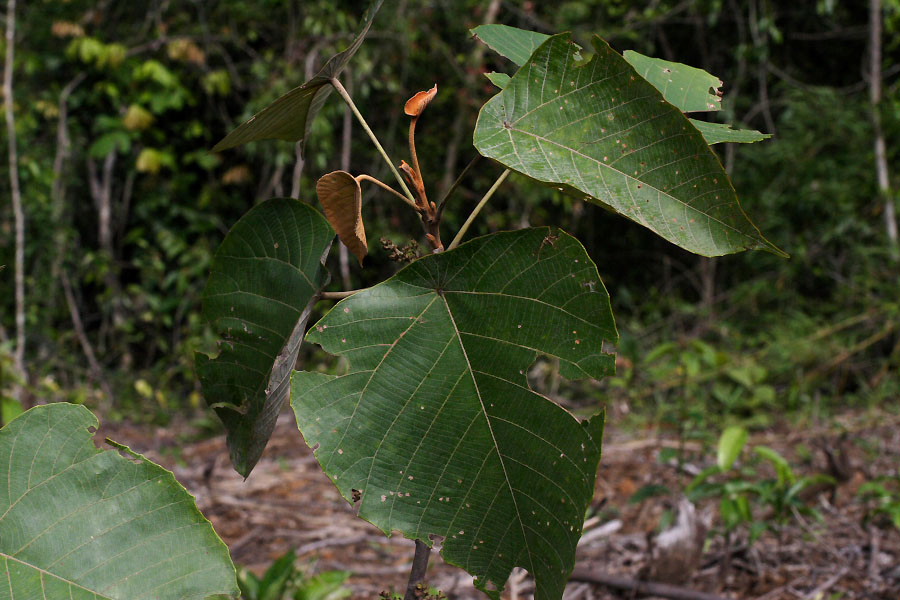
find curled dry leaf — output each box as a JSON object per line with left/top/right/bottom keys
{"left": 403, "top": 84, "right": 438, "bottom": 117}
{"left": 316, "top": 170, "right": 367, "bottom": 264}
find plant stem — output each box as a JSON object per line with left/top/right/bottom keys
{"left": 435, "top": 155, "right": 481, "bottom": 222}
{"left": 330, "top": 77, "right": 417, "bottom": 205}
{"left": 447, "top": 169, "right": 510, "bottom": 250}
{"left": 320, "top": 289, "right": 366, "bottom": 300}
{"left": 403, "top": 539, "right": 431, "bottom": 600}
{"left": 408, "top": 118, "right": 423, "bottom": 190}
{"left": 356, "top": 174, "right": 419, "bottom": 210}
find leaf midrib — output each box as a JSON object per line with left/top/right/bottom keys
{"left": 441, "top": 295, "right": 536, "bottom": 578}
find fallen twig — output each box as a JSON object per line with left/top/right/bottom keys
{"left": 802, "top": 567, "right": 849, "bottom": 599}
{"left": 868, "top": 525, "right": 880, "bottom": 581}
{"left": 228, "top": 525, "right": 267, "bottom": 558}
{"left": 295, "top": 534, "right": 372, "bottom": 557}
{"left": 570, "top": 566, "right": 731, "bottom": 600}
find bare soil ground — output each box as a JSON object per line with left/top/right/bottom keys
{"left": 97, "top": 409, "right": 900, "bottom": 599}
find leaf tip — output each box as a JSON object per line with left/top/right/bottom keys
{"left": 210, "top": 137, "right": 231, "bottom": 153}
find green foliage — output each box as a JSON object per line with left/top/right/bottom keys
{"left": 472, "top": 25, "right": 557, "bottom": 67}
{"left": 687, "top": 427, "right": 832, "bottom": 541}
{"left": 12, "top": 1, "right": 897, "bottom": 598}
{"left": 473, "top": 25, "right": 770, "bottom": 145}
{"left": 622, "top": 50, "right": 724, "bottom": 113}
{"left": 211, "top": 0, "right": 382, "bottom": 151}
{"left": 0, "top": 352, "right": 24, "bottom": 426}
{"left": 0, "top": 403, "right": 238, "bottom": 599}
{"left": 473, "top": 33, "right": 781, "bottom": 257}
{"left": 858, "top": 477, "right": 900, "bottom": 530}
{"left": 380, "top": 586, "right": 446, "bottom": 600}
{"left": 292, "top": 228, "right": 613, "bottom": 599}
{"left": 4, "top": 0, "right": 892, "bottom": 423}
{"left": 717, "top": 424, "right": 748, "bottom": 470}
{"left": 195, "top": 7, "right": 779, "bottom": 597}
{"left": 237, "top": 550, "right": 350, "bottom": 600}
{"left": 196, "top": 199, "right": 334, "bottom": 476}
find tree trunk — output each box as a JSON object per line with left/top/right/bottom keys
{"left": 4, "top": 0, "right": 27, "bottom": 404}
{"left": 87, "top": 151, "right": 129, "bottom": 370}
{"left": 869, "top": 0, "right": 898, "bottom": 255}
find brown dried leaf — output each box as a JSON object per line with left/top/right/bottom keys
{"left": 403, "top": 84, "right": 438, "bottom": 117}
{"left": 316, "top": 171, "right": 367, "bottom": 264}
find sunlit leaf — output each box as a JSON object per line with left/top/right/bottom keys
{"left": 717, "top": 425, "right": 749, "bottom": 471}
{"left": 317, "top": 171, "right": 367, "bottom": 264}
{"left": 292, "top": 227, "right": 616, "bottom": 600}
{"left": 197, "top": 199, "right": 333, "bottom": 476}
{"left": 212, "top": 0, "right": 382, "bottom": 152}
{"left": 473, "top": 33, "right": 784, "bottom": 257}
{"left": 0, "top": 403, "right": 238, "bottom": 599}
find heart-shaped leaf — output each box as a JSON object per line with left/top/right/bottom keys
{"left": 292, "top": 227, "right": 616, "bottom": 600}
{"left": 211, "top": 0, "right": 382, "bottom": 152}
{"left": 317, "top": 171, "right": 367, "bottom": 264}
{"left": 473, "top": 25, "right": 769, "bottom": 146}
{"left": 473, "top": 33, "right": 784, "bottom": 257}
{"left": 196, "top": 199, "right": 333, "bottom": 476}
{"left": 0, "top": 403, "right": 237, "bottom": 599}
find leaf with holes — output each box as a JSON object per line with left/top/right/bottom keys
{"left": 473, "top": 25, "right": 769, "bottom": 146}
{"left": 473, "top": 33, "right": 784, "bottom": 257}
{"left": 621, "top": 50, "right": 723, "bottom": 113}
{"left": 317, "top": 171, "right": 367, "bottom": 264}
{"left": 196, "top": 199, "right": 333, "bottom": 476}
{"left": 622, "top": 51, "right": 770, "bottom": 144}
{"left": 212, "top": 0, "right": 382, "bottom": 152}
{"left": 292, "top": 228, "right": 616, "bottom": 600}
{"left": 0, "top": 403, "right": 237, "bottom": 600}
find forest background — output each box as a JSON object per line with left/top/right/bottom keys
{"left": 0, "top": 0, "right": 898, "bottom": 488}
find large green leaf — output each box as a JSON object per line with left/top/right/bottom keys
{"left": 292, "top": 228, "right": 616, "bottom": 600}
{"left": 0, "top": 403, "right": 237, "bottom": 600}
{"left": 473, "top": 33, "right": 784, "bottom": 257}
{"left": 211, "top": 0, "right": 382, "bottom": 152}
{"left": 472, "top": 25, "right": 769, "bottom": 146}
{"left": 196, "top": 199, "right": 333, "bottom": 477}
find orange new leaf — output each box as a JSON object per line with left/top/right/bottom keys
{"left": 404, "top": 84, "right": 438, "bottom": 117}
{"left": 316, "top": 171, "right": 367, "bottom": 264}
